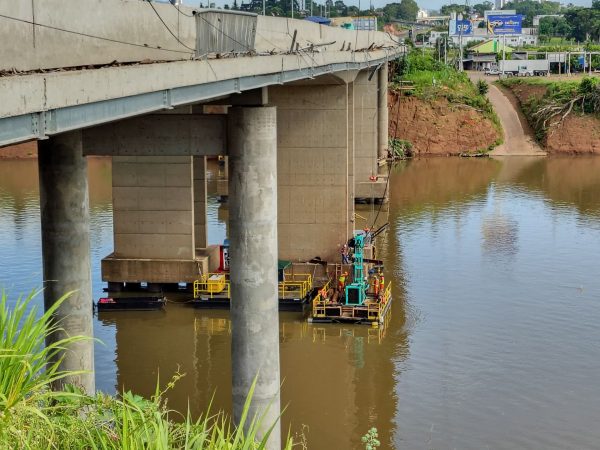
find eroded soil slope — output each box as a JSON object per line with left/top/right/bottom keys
{"left": 506, "top": 82, "right": 600, "bottom": 154}
{"left": 389, "top": 92, "right": 500, "bottom": 156}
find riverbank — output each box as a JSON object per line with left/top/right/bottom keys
{"left": 0, "top": 141, "right": 37, "bottom": 158}
{"left": 388, "top": 93, "right": 501, "bottom": 156}
{"left": 497, "top": 77, "right": 600, "bottom": 154}
{"left": 389, "top": 53, "right": 502, "bottom": 156}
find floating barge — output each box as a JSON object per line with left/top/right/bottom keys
{"left": 191, "top": 262, "right": 319, "bottom": 312}
{"left": 309, "top": 283, "right": 392, "bottom": 326}
{"left": 309, "top": 230, "right": 392, "bottom": 326}
{"left": 96, "top": 295, "right": 166, "bottom": 311}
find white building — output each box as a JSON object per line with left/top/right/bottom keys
{"left": 417, "top": 9, "right": 429, "bottom": 19}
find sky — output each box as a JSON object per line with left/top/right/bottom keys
{"left": 183, "top": 0, "right": 593, "bottom": 11}
{"left": 414, "top": 0, "right": 592, "bottom": 10}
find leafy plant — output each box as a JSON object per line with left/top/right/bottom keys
{"left": 477, "top": 79, "right": 489, "bottom": 96}
{"left": 0, "top": 290, "right": 88, "bottom": 413}
{"left": 389, "top": 138, "right": 413, "bottom": 158}
{"left": 361, "top": 427, "right": 381, "bottom": 450}
{"left": 0, "top": 291, "right": 293, "bottom": 449}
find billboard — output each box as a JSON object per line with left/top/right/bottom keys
{"left": 487, "top": 14, "right": 523, "bottom": 35}
{"left": 449, "top": 19, "right": 473, "bottom": 36}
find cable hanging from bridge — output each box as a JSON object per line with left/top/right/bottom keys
{"left": 169, "top": 1, "right": 195, "bottom": 17}
{"left": 0, "top": 13, "right": 195, "bottom": 55}
{"left": 144, "top": 0, "right": 197, "bottom": 52}
{"left": 369, "top": 62, "right": 397, "bottom": 232}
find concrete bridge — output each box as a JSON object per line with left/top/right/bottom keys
{"left": 0, "top": 0, "right": 403, "bottom": 446}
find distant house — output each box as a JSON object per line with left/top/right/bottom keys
{"left": 464, "top": 39, "right": 515, "bottom": 71}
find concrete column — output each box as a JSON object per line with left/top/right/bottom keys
{"left": 347, "top": 81, "right": 355, "bottom": 235}
{"left": 270, "top": 84, "right": 351, "bottom": 261}
{"left": 193, "top": 156, "right": 207, "bottom": 249}
{"left": 378, "top": 62, "right": 389, "bottom": 160}
{"left": 38, "top": 130, "right": 94, "bottom": 393}
{"left": 227, "top": 107, "right": 280, "bottom": 449}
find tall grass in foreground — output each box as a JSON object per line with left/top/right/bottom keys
{"left": 0, "top": 291, "right": 292, "bottom": 449}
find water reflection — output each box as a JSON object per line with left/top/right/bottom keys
{"left": 99, "top": 304, "right": 405, "bottom": 449}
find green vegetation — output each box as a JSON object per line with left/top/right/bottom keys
{"left": 361, "top": 427, "right": 381, "bottom": 450}
{"left": 381, "top": 0, "right": 419, "bottom": 23}
{"left": 0, "top": 291, "right": 292, "bottom": 449}
{"left": 476, "top": 79, "right": 489, "bottom": 96}
{"left": 497, "top": 77, "right": 600, "bottom": 140}
{"left": 389, "top": 138, "right": 413, "bottom": 159}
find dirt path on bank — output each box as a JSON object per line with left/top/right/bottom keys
{"left": 468, "top": 72, "right": 546, "bottom": 156}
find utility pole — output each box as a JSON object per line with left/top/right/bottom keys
{"left": 444, "top": 36, "right": 448, "bottom": 65}
{"left": 263, "top": 0, "right": 265, "bottom": 15}
{"left": 502, "top": 34, "right": 506, "bottom": 76}
{"left": 291, "top": 0, "right": 294, "bottom": 19}
{"left": 458, "top": 13, "right": 464, "bottom": 72}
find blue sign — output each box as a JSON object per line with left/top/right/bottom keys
{"left": 453, "top": 19, "right": 473, "bottom": 36}
{"left": 487, "top": 14, "right": 523, "bottom": 35}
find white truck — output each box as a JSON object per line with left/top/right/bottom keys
{"left": 499, "top": 59, "right": 550, "bottom": 77}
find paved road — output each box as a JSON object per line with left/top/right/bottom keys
{"left": 469, "top": 72, "right": 546, "bottom": 156}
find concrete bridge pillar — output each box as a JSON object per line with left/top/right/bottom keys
{"left": 193, "top": 156, "right": 207, "bottom": 249}
{"left": 270, "top": 83, "right": 353, "bottom": 261}
{"left": 227, "top": 106, "right": 280, "bottom": 448}
{"left": 378, "top": 62, "right": 389, "bottom": 160}
{"left": 38, "top": 130, "right": 95, "bottom": 393}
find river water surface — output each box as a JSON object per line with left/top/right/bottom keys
{"left": 1, "top": 156, "right": 599, "bottom": 449}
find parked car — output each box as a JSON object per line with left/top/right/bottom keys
{"left": 484, "top": 67, "right": 501, "bottom": 75}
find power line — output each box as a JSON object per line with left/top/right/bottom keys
{"left": 0, "top": 13, "right": 194, "bottom": 55}
{"left": 144, "top": 0, "right": 197, "bottom": 52}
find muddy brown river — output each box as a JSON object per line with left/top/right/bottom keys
{"left": 1, "top": 156, "right": 599, "bottom": 449}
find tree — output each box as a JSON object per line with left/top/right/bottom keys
{"left": 564, "top": 7, "right": 600, "bottom": 41}
{"left": 334, "top": 0, "right": 348, "bottom": 16}
{"left": 472, "top": 1, "right": 493, "bottom": 17}
{"left": 397, "top": 0, "right": 419, "bottom": 21}
{"left": 502, "top": 0, "right": 561, "bottom": 27}
{"left": 440, "top": 3, "right": 469, "bottom": 16}
{"left": 539, "top": 16, "right": 572, "bottom": 38}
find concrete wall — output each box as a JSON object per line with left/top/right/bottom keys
{"left": 112, "top": 155, "right": 195, "bottom": 260}
{"left": 270, "top": 84, "right": 352, "bottom": 262}
{"left": 0, "top": 0, "right": 195, "bottom": 71}
{"left": 0, "top": 0, "right": 399, "bottom": 72}
{"left": 353, "top": 70, "right": 379, "bottom": 197}
{"left": 255, "top": 15, "right": 397, "bottom": 53}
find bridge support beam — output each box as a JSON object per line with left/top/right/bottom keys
{"left": 227, "top": 106, "right": 280, "bottom": 449}
{"left": 38, "top": 130, "right": 95, "bottom": 394}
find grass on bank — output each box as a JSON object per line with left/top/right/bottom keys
{"left": 497, "top": 76, "right": 600, "bottom": 140}
{"left": 391, "top": 50, "right": 503, "bottom": 152}
{"left": 0, "top": 291, "right": 293, "bottom": 449}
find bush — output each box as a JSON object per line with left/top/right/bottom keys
{"left": 389, "top": 138, "right": 413, "bottom": 158}
{"left": 477, "top": 79, "right": 489, "bottom": 96}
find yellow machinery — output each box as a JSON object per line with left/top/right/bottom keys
{"left": 193, "top": 273, "right": 230, "bottom": 298}
{"left": 278, "top": 273, "right": 313, "bottom": 300}
{"left": 194, "top": 271, "right": 313, "bottom": 302}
